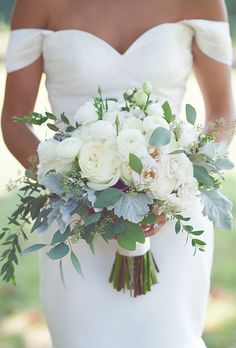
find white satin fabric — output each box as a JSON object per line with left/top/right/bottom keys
{"left": 5, "top": 19, "right": 232, "bottom": 348}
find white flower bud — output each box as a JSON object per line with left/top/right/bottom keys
{"left": 133, "top": 89, "right": 147, "bottom": 107}
{"left": 127, "top": 88, "right": 134, "bottom": 96}
{"left": 142, "top": 81, "right": 152, "bottom": 95}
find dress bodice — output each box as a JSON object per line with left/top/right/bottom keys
{"left": 5, "top": 19, "right": 232, "bottom": 118}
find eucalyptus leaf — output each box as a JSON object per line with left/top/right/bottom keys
{"left": 141, "top": 212, "right": 156, "bottom": 224}
{"left": 51, "top": 227, "right": 71, "bottom": 245}
{"left": 84, "top": 213, "right": 101, "bottom": 226}
{"left": 162, "top": 101, "right": 175, "bottom": 123}
{"left": 193, "top": 165, "right": 214, "bottom": 186}
{"left": 149, "top": 127, "right": 171, "bottom": 146}
{"left": 186, "top": 104, "right": 197, "bottom": 125}
{"left": 22, "top": 243, "right": 47, "bottom": 254}
{"left": 94, "top": 188, "right": 123, "bottom": 208}
{"left": 47, "top": 242, "right": 70, "bottom": 260}
{"left": 200, "top": 189, "right": 233, "bottom": 229}
{"left": 214, "top": 158, "right": 235, "bottom": 170}
{"left": 124, "top": 221, "right": 145, "bottom": 243}
{"left": 117, "top": 233, "right": 136, "bottom": 251}
{"left": 71, "top": 250, "right": 84, "bottom": 277}
{"left": 129, "top": 153, "right": 143, "bottom": 174}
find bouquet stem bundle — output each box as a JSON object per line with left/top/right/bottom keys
{"left": 109, "top": 250, "right": 159, "bottom": 297}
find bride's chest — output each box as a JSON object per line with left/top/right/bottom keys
{"left": 42, "top": 24, "right": 194, "bottom": 87}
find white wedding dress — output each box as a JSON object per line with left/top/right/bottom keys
{"left": 6, "top": 19, "right": 232, "bottom": 348}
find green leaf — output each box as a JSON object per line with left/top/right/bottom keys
{"left": 184, "top": 225, "right": 194, "bottom": 232}
{"left": 191, "top": 230, "right": 204, "bottom": 236}
{"left": 162, "top": 101, "right": 175, "bottom": 123}
{"left": 47, "top": 123, "right": 59, "bottom": 131}
{"left": 25, "top": 169, "right": 37, "bottom": 180}
{"left": 192, "top": 239, "right": 206, "bottom": 246}
{"left": 22, "top": 243, "right": 47, "bottom": 254}
{"left": 149, "top": 127, "right": 171, "bottom": 146}
{"left": 117, "top": 233, "right": 136, "bottom": 251}
{"left": 47, "top": 242, "right": 70, "bottom": 260}
{"left": 51, "top": 227, "right": 71, "bottom": 245}
{"left": 214, "top": 158, "right": 235, "bottom": 170}
{"left": 186, "top": 104, "right": 197, "bottom": 125}
{"left": 30, "top": 196, "right": 47, "bottom": 220}
{"left": 84, "top": 213, "right": 102, "bottom": 226}
{"left": 141, "top": 212, "right": 156, "bottom": 224}
{"left": 113, "top": 220, "right": 126, "bottom": 234}
{"left": 94, "top": 188, "right": 123, "bottom": 208}
{"left": 193, "top": 165, "right": 214, "bottom": 186}
{"left": 59, "top": 259, "right": 67, "bottom": 290}
{"left": 129, "top": 153, "right": 143, "bottom": 174}
{"left": 175, "top": 220, "right": 181, "bottom": 233}
{"left": 60, "top": 112, "right": 70, "bottom": 125}
{"left": 70, "top": 250, "right": 84, "bottom": 277}
{"left": 124, "top": 221, "right": 145, "bottom": 244}
{"left": 169, "top": 150, "right": 184, "bottom": 155}
{"left": 45, "top": 112, "right": 57, "bottom": 120}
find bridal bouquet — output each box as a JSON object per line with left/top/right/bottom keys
{"left": 0, "top": 81, "right": 233, "bottom": 297}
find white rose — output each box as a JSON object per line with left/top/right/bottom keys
{"left": 142, "top": 115, "right": 170, "bottom": 137}
{"left": 122, "top": 116, "right": 143, "bottom": 131}
{"left": 177, "top": 121, "right": 199, "bottom": 148}
{"left": 133, "top": 89, "right": 148, "bottom": 107}
{"left": 79, "top": 141, "right": 120, "bottom": 190}
{"left": 71, "top": 124, "right": 93, "bottom": 142}
{"left": 37, "top": 139, "right": 59, "bottom": 164}
{"left": 150, "top": 161, "right": 176, "bottom": 200}
{"left": 117, "top": 129, "right": 147, "bottom": 160}
{"left": 165, "top": 179, "right": 199, "bottom": 211}
{"left": 168, "top": 153, "right": 194, "bottom": 188}
{"left": 73, "top": 100, "right": 98, "bottom": 125}
{"left": 147, "top": 103, "right": 164, "bottom": 118}
{"left": 56, "top": 137, "right": 82, "bottom": 162}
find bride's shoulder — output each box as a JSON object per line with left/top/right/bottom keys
{"left": 11, "top": 0, "right": 51, "bottom": 29}
{"left": 180, "top": 0, "right": 228, "bottom": 21}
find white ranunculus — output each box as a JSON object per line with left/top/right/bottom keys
{"left": 177, "top": 121, "right": 199, "bottom": 149}
{"left": 122, "top": 116, "right": 143, "bottom": 131}
{"left": 165, "top": 179, "right": 199, "bottom": 211}
{"left": 149, "top": 161, "right": 176, "bottom": 200}
{"left": 79, "top": 141, "right": 120, "bottom": 190}
{"left": 37, "top": 139, "right": 59, "bottom": 164}
{"left": 56, "top": 137, "right": 82, "bottom": 162}
{"left": 71, "top": 124, "right": 93, "bottom": 142}
{"left": 103, "top": 110, "right": 126, "bottom": 130}
{"left": 147, "top": 103, "right": 164, "bottom": 118}
{"left": 168, "top": 153, "right": 194, "bottom": 188}
{"left": 73, "top": 100, "right": 98, "bottom": 125}
{"left": 143, "top": 115, "right": 170, "bottom": 137}
{"left": 88, "top": 120, "right": 116, "bottom": 140}
{"left": 117, "top": 129, "right": 147, "bottom": 160}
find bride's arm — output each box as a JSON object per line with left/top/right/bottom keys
{"left": 191, "top": 0, "right": 236, "bottom": 142}
{"left": 1, "top": 0, "right": 49, "bottom": 169}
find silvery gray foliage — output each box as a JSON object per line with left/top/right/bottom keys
{"left": 199, "top": 141, "right": 217, "bottom": 160}
{"left": 42, "top": 173, "right": 65, "bottom": 195}
{"left": 107, "top": 192, "right": 154, "bottom": 223}
{"left": 200, "top": 189, "right": 233, "bottom": 230}
{"left": 35, "top": 208, "right": 52, "bottom": 233}
{"left": 47, "top": 198, "right": 78, "bottom": 233}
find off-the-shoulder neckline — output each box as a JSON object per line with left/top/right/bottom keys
{"left": 9, "top": 19, "right": 230, "bottom": 57}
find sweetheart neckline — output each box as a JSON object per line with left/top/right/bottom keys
{"left": 11, "top": 19, "right": 229, "bottom": 57}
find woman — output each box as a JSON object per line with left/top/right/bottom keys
{"left": 1, "top": 0, "right": 235, "bottom": 347}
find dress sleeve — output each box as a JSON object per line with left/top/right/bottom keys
{"left": 183, "top": 19, "right": 233, "bottom": 66}
{"left": 5, "top": 29, "right": 51, "bottom": 73}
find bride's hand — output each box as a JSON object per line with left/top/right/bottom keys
{"left": 141, "top": 213, "right": 167, "bottom": 237}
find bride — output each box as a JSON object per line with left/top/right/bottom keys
{"left": 1, "top": 0, "right": 235, "bottom": 347}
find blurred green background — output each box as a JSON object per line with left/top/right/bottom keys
{"left": 0, "top": 2, "right": 236, "bottom": 348}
